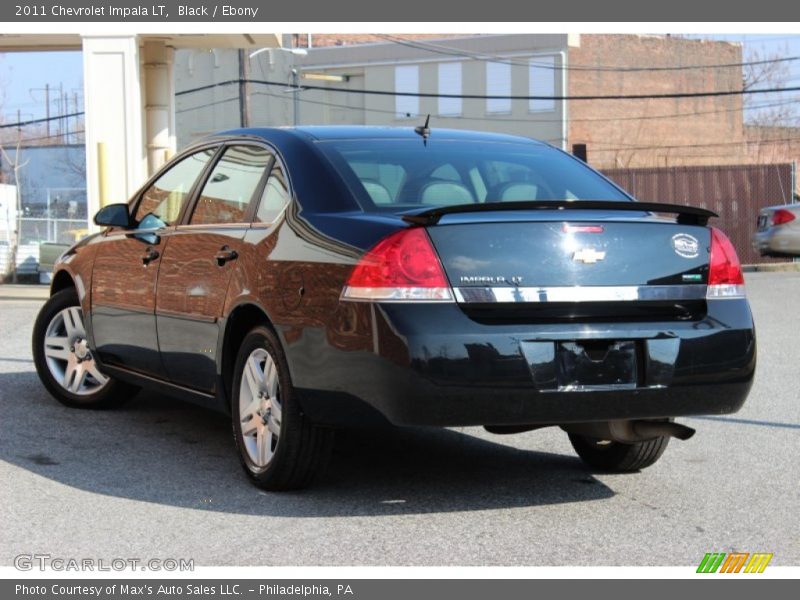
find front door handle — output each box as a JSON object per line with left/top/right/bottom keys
{"left": 214, "top": 245, "right": 238, "bottom": 267}
{"left": 142, "top": 247, "right": 160, "bottom": 265}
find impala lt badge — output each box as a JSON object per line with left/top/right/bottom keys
{"left": 572, "top": 248, "right": 606, "bottom": 264}
{"left": 459, "top": 275, "right": 524, "bottom": 284}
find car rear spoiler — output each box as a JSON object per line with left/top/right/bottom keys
{"left": 401, "top": 200, "right": 718, "bottom": 227}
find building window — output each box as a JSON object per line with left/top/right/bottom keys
{"left": 486, "top": 62, "right": 511, "bottom": 114}
{"left": 529, "top": 56, "right": 557, "bottom": 112}
{"left": 395, "top": 65, "right": 419, "bottom": 119}
{"left": 438, "top": 62, "right": 462, "bottom": 116}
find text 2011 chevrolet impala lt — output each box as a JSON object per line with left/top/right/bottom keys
{"left": 32, "top": 127, "right": 756, "bottom": 490}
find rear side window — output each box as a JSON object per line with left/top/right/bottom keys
{"left": 190, "top": 145, "right": 272, "bottom": 225}
{"left": 135, "top": 148, "right": 216, "bottom": 227}
{"left": 254, "top": 162, "right": 291, "bottom": 224}
{"left": 317, "top": 139, "right": 630, "bottom": 212}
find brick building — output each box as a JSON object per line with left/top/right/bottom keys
{"left": 567, "top": 35, "right": 748, "bottom": 169}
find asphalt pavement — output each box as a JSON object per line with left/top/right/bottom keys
{"left": 0, "top": 272, "right": 798, "bottom": 566}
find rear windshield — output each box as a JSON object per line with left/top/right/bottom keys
{"left": 316, "top": 139, "right": 630, "bottom": 212}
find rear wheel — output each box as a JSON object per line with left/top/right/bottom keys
{"left": 231, "top": 326, "right": 333, "bottom": 490}
{"left": 568, "top": 433, "right": 669, "bottom": 472}
{"left": 32, "top": 288, "right": 138, "bottom": 409}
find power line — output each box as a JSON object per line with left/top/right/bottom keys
{"left": 0, "top": 129, "right": 85, "bottom": 145}
{"left": 209, "top": 88, "right": 800, "bottom": 154}
{"left": 176, "top": 96, "right": 240, "bottom": 114}
{"left": 0, "top": 111, "right": 84, "bottom": 130}
{"left": 0, "top": 92, "right": 84, "bottom": 112}
{"left": 376, "top": 34, "right": 800, "bottom": 73}
{"left": 249, "top": 87, "right": 800, "bottom": 125}
{"left": 578, "top": 135, "right": 800, "bottom": 153}
{"left": 177, "top": 77, "right": 800, "bottom": 102}
{"left": 205, "top": 47, "right": 800, "bottom": 124}
{"left": 172, "top": 81, "right": 798, "bottom": 143}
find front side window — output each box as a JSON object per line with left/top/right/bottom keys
{"left": 190, "top": 145, "right": 273, "bottom": 225}
{"left": 135, "top": 148, "right": 216, "bottom": 227}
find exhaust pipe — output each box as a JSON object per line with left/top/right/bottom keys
{"left": 561, "top": 420, "right": 696, "bottom": 443}
{"left": 633, "top": 420, "right": 695, "bottom": 441}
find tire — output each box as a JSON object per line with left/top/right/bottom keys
{"left": 568, "top": 432, "right": 670, "bottom": 472}
{"left": 32, "top": 288, "right": 138, "bottom": 409}
{"left": 231, "top": 326, "right": 333, "bottom": 491}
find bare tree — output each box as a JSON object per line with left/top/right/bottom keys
{"left": 55, "top": 136, "right": 86, "bottom": 182}
{"left": 742, "top": 43, "right": 799, "bottom": 128}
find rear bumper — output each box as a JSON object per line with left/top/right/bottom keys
{"left": 752, "top": 229, "right": 800, "bottom": 256}
{"left": 288, "top": 299, "right": 756, "bottom": 427}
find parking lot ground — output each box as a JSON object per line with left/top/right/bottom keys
{"left": 0, "top": 272, "right": 798, "bottom": 566}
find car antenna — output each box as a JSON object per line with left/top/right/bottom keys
{"left": 414, "top": 114, "right": 431, "bottom": 146}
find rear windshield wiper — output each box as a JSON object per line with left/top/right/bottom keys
{"left": 401, "top": 200, "right": 717, "bottom": 226}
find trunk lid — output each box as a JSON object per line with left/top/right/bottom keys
{"left": 425, "top": 213, "right": 711, "bottom": 322}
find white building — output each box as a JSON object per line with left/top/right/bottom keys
{"left": 175, "top": 35, "right": 574, "bottom": 149}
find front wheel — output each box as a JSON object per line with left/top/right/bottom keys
{"left": 231, "top": 326, "right": 333, "bottom": 490}
{"left": 568, "top": 433, "right": 670, "bottom": 472}
{"left": 32, "top": 288, "right": 138, "bottom": 409}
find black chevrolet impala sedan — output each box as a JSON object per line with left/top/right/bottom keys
{"left": 32, "top": 126, "right": 756, "bottom": 490}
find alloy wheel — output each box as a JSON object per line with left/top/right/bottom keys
{"left": 238, "top": 347, "right": 282, "bottom": 467}
{"left": 43, "top": 306, "right": 109, "bottom": 396}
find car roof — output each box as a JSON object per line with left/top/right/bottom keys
{"left": 211, "top": 125, "right": 546, "bottom": 145}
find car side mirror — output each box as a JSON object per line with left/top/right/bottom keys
{"left": 94, "top": 203, "right": 131, "bottom": 228}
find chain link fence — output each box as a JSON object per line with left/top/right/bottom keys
{"left": 1, "top": 187, "right": 89, "bottom": 279}
{"left": 16, "top": 217, "right": 89, "bottom": 245}
{"left": 14, "top": 187, "right": 89, "bottom": 245}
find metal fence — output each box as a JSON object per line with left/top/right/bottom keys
{"left": 602, "top": 163, "right": 797, "bottom": 265}
{"left": 1, "top": 187, "right": 89, "bottom": 246}
{"left": 0, "top": 242, "right": 39, "bottom": 276}
{"left": 16, "top": 217, "right": 89, "bottom": 245}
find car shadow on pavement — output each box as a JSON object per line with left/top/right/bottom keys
{"left": 1, "top": 371, "right": 614, "bottom": 516}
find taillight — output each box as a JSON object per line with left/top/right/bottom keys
{"left": 342, "top": 228, "right": 453, "bottom": 302}
{"left": 707, "top": 227, "right": 745, "bottom": 299}
{"left": 772, "top": 209, "right": 796, "bottom": 227}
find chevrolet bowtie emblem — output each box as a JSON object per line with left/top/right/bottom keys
{"left": 572, "top": 248, "right": 606, "bottom": 264}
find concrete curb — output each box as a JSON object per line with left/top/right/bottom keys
{"left": 742, "top": 262, "right": 800, "bottom": 273}
{"left": 0, "top": 284, "right": 49, "bottom": 301}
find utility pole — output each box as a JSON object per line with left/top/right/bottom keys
{"left": 44, "top": 84, "right": 50, "bottom": 139}
{"left": 30, "top": 84, "right": 53, "bottom": 140}
{"left": 59, "top": 83, "right": 65, "bottom": 143}
{"left": 238, "top": 49, "right": 251, "bottom": 128}
{"left": 73, "top": 92, "right": 79, "bottom": 144}
{"left": 292, "top": 68, "right": 299, "bottom": 126}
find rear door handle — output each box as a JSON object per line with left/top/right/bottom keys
{"left": 141, "top": 248, "right": 160, "bottom": 265}
{"left": 214, "top": 246, "right": 238, "bottom": 267}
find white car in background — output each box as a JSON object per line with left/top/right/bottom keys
{"left": 752, "top": 202, "right": 800, "bottom": 257}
